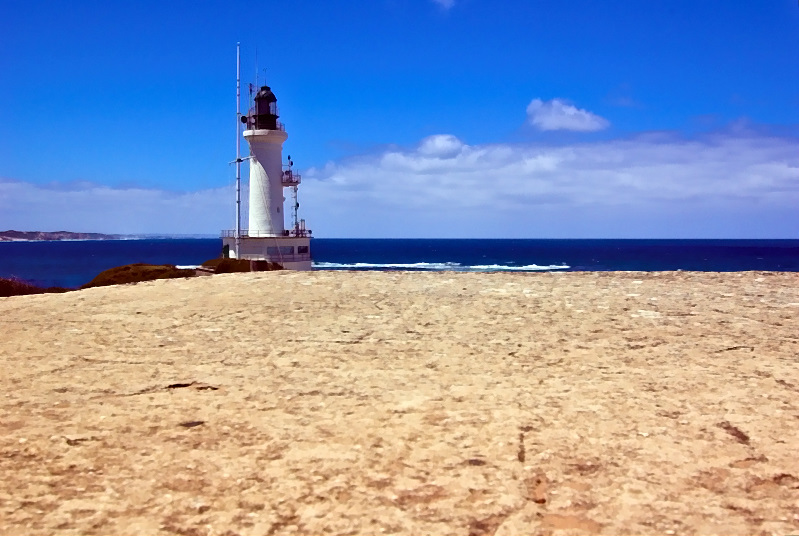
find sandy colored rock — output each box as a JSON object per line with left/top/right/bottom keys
{"left": 1, "top": 270, "right": 798, "bottom": 535}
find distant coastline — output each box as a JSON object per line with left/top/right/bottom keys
{"left": 0, "top": 230, "right": 219, "bottom": 242}
{"left": 0, "top": 230, "right": 121, "bottom": 242}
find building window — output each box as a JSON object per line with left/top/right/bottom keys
{"left": 298, "top": 245, "right": 309, "bottom": 254}
{"left": 267, "top": 246, "right": 294, "bottom": 256}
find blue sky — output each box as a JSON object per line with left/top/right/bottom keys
{"left": 1, "top": 0, "right": 798, "bottom": 237}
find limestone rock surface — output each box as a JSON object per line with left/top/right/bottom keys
{"left": 1, "top": 271, "right": 798, "bottom": 535}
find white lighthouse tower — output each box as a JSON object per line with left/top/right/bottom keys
{"left": 222, "top": 52, "right": 312, "bottom": 270}
{"left": 246, "top": 86, "right": 286, "bottom": 236}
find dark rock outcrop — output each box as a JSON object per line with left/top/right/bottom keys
{"left": 199, "top": 258, "right": 283, "bottom": 274}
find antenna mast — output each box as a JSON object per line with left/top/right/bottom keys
{"left": 235, "top": 42, "right": 242, "bottom": 258}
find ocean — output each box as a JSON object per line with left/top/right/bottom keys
{"left": 0, "top": 238, "right": 797, "bottom": 289}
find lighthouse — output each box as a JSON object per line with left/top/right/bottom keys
{"left": 221, "top": 49, "right": 312, "bottom": 270}
{"left": 246, "top": 87, "right": 286, "bottom": 236}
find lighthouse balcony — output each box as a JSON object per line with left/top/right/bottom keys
{"left": 242, "top": 120, "right": 285, "bottom": 133}
{"left": 222, "top": 229, "right": 312, "bottom": 239}
{"left": 281, "top": 170, "right": 301, "bottom": 186}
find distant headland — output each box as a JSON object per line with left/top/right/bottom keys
{"left": 0, "top": 230, "right": 121, "bottom": 241}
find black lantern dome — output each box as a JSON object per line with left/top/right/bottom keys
{"left": 250, "top": 85, "right": 279, "bottom": 130}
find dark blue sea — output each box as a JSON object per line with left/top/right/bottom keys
{"left": 1, "top": 238, "right": 797, "bottom": 289}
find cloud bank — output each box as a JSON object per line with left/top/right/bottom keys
{"left": 527, "top": 98, "right": 610, "bottom": 132}
{"left": 2, "top": 128, "right": 797, "bottom": 238}
{"left": 298, "top": 129, "right": 798, "bottom": 237}
{"left": 0, "top": 181, "right": 235, "bottom": 235}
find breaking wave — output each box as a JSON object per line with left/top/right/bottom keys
{"left": 313, "top": 261, "right": 569, "bottom": 272}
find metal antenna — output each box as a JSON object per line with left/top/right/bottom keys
{"left": 235, "top": 42, "right": 242, "bottom": 258}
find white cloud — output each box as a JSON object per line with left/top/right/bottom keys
{"left": 527, "top": 98, "right": 610, "bottom": 132}
{"left": 3, "top": 129, "right": 798, "bottom": 239}
{"left": 432, "top": 0, "right": 455, "bottom": 9}
{"left": 299, "top": 129, "right": 799, "bottom": 237}
{"left": 417, "top": 134, "right": 465, "bottom": 157}
{"left": 0, "top": 181, "right": 236, "bottom": 235}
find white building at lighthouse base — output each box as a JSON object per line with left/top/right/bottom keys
{"left": 221, "top": 233, "right": 312, "bottom": 271}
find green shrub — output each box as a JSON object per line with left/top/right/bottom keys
{"left": 81, "top": 264, "right": 195, "bottom": 289}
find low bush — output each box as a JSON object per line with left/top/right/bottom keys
{"left": 80, "top": 264, "right": 195, "bottom": 289}
{"left": 0, "top": 277, "right": 69, "bottom": 298}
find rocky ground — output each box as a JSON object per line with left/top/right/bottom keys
{"left": 1, "top": 271, "right": 798, "bottom": 535}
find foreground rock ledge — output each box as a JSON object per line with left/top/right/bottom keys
{"left": 1, "top": 271, "right": 798, "bottom": 535}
